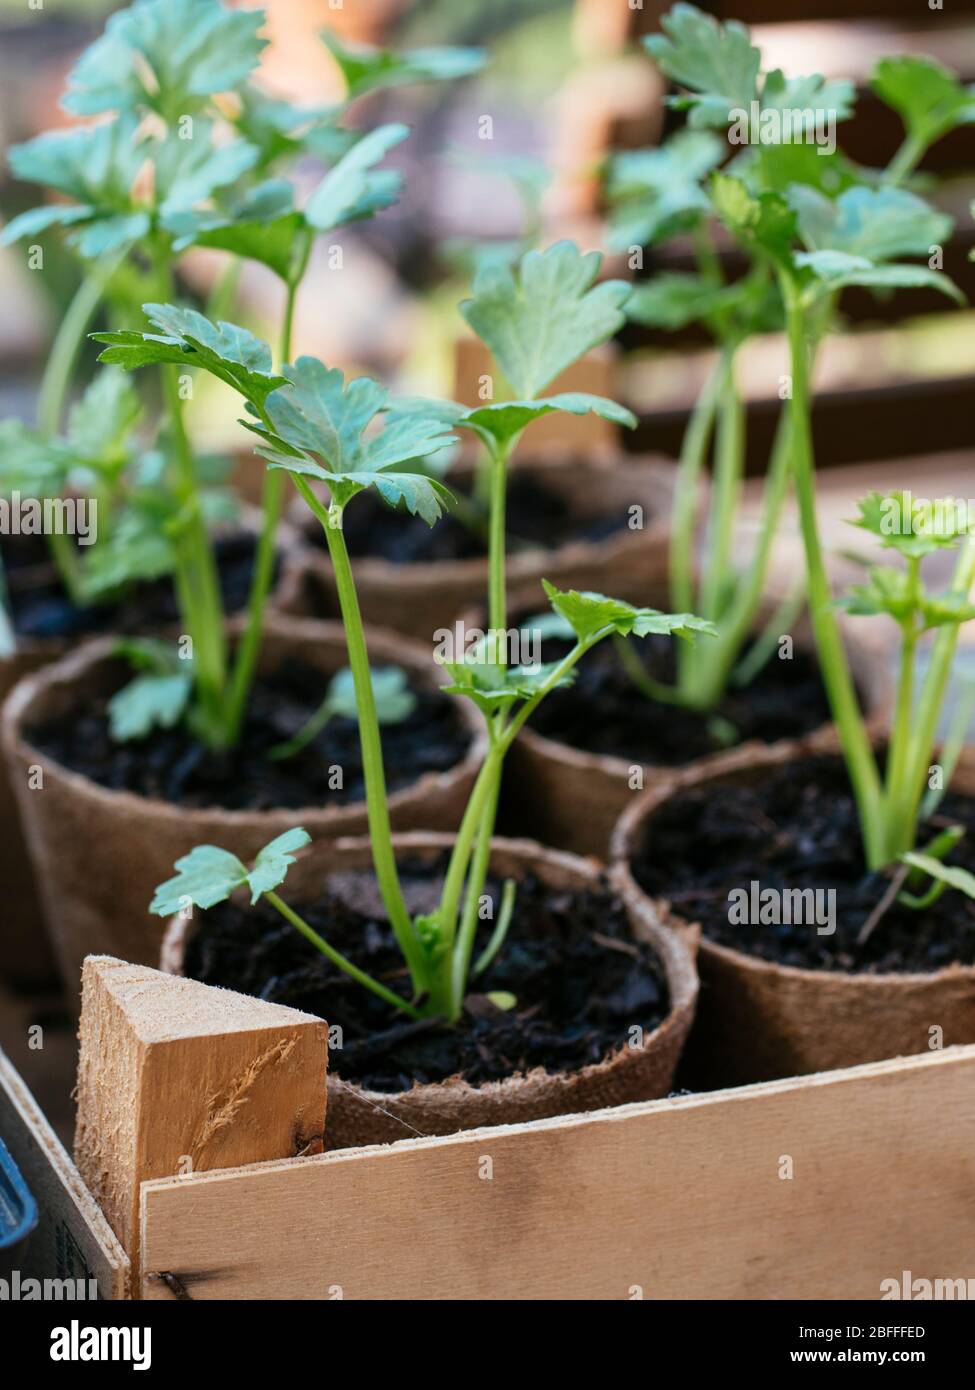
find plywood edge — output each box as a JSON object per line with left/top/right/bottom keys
{"left": 141, "top": 1041, "right": 975, "bottom": 1195}
{"left": 0, "top": 1048, "right": 129, "bottom": 1300}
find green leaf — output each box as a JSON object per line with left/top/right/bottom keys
{"left": 758, "top": 69, "right": 855, "bottom": 131}
{"left": 82, "top": 508, "right": 175, "bottom": 596}
{"left": 710, "top": 174, "right": 797, "bottom": 262}
{"left": 304, "top": 124, "right": 410, "bottom": 231}
{"left": 153, "top": 123, "right": 259, "bottom": 216}
{"left": 2, "top": 115, "right": 151, "bottom": 257}
{"left": 460, "top": 241, "right": 630, "bottom": 399}
{"left": 0, "top": 420, "right": 73, "bottom": 497}
{"left": 107, "top": 672, "right": 192, "bottom": 741}
{"left": 441, "top": 657, "right": 574, "bottom": 717}
{"left": 542, "top": 580, "right": 717, "bottom": 645}
{"left": 251, "top": 358, "right": 457, "bottom": 523}
{"left": 606, "top": 130, "right": 724, "bottom": 250}
{"left": 167, "top": 181, "right": 306, "bottom": 284}
{"left": 625, "top": 272, "right": 766, "bottom": 332}
{"left": 899, "top": 853, "right": 975, "bottom": 902}
{"left": 839, "top": 567, "right": 915, "bottom": 624}
{"left": 328, "top": 666, "right": 416, "bottom": 724}
{"left": 872, "top": 55, "right": 975, "bottom": 151}
{"left": 800, "top": 259, "right": 964, "bottom": 304}
{"left": 921, "top": 591, "right": 975, "bottom": 629}
{"left": 849, "top": 490, "right": 971, "bottom": 558}
{"left": 322, "top": 29, "right": 485, "bottom": 102}
{"left": 64, "top": 0, "right": 268, "bottom": 119}
{"left": 150, "top": 828, "right": 311, "bottom": 916}
{"left": 150, "top": 845, "right": 249, "bottom": 915}
{"left": 789, "top": 185, "right": 952, "bottom": 262}
{"left": 93, "top": 304, "right": 286, "bottom": 406}
{"left": 233, "top": 88, "right": 344, "bottom": 171}
{"left": 67, "top": 368, "right": 142, "bottom": 466}
{"left": 486, "top": 991, "right": 517, "bottom": 1011}
{"left": 246, "top": 828, "right": 312, "bottom": 902}
{"left": 643, "top": 3, "right": 760, "bottom": 129}
{"left": 455, "top": 392, "right": 636, "bottom": 448}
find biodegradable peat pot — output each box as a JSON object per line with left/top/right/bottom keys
{"left": 2, "top": 616, "right": 485, "bottom": 993}
{"left": 0, "top": 518, "right": 307, "bottom": 987}
{"left": 160, "top": 832, "right": 700, "bottom": 1149}
{"left": 285, "top": 455, "right": 677, "bottom": 642}
{"left": 500, "top": 594, "right": 894, "bottom": 859}
{"left": 611, "top": 740, "right": 975, "bottom": 1088}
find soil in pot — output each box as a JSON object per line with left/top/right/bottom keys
{"left": 316, "top": 469, "right": 632, "bottom": 566}
{"left": 629, "top": 752, "right": 975, "bottom": 974}
{"left": 526, "top": 631, "right": 841, "bottom": 766}
{"left": 5, "top": 533, "right": 275, "bottom": 641}
{"left": 27, "top": 659, "right": 470, "bottom": 811}
{"left": 183, "top": 858, "right": 669, "bottom": 1092}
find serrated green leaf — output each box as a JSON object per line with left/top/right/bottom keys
{"left": 872, "top": 55, "right": 975, "bottom": 151}
{"left": 67, "top": 368, "right": 142, "bottom": 466}
{"left": 322, "top": 29, "right": 485, "bottom": 102}
{"left": 849, "top": 491, "right": 971, "bottom": 558}
{"left": 0, "top": 420, "right": 74, "bottom": 497}
{"left": 82, "top": 508, "right": 175, "bottom": 596}
{"left": 461, "top": 241, "right": 629, "bottom": 399}
{"left": 149, "top": 844, "right": 249, "bottom": 916}
{"left": 93, "top": 304, "right": 286, "bottom": 406}
{"left": 107, "top": 671, "right": 192, "bottom": 741}
{"left": 625, "top": 273, "right": 746, "bottom": 331}
{"left": 710, "top": 174, "right": 797, "bottom": 262}
{"left": 233, "top": 87, "right": 344, "bottom": 172}
{"left": 542, "top": 580, "right": 717, "bottom": 645}
{"left": 606, "top": 130, "right": 723, "bottom": 250}
{"left": 921, "top": 590, "right": 975, "bottom": 629}
{"left": 455, "top": 393, "right": 636, "bottom": 448}
{"left": 247, "top": 828, "right": 311, "bottom": 903}
{"left": 166, "top": 181, "right": 306, "bottom": 283}
{"left": 790, "top": 184, "right": 952, "bottom": 261}
{"left": 441, "top": 657, "right": 574, "bottom": 716}
{"left": 64, "top": 0, "right": 268, "bottom": 119}
{"left": 2, "top": 115, "right": 150, "bottom": 257}
{"left": 252, "top": 358, "right": 457, "bottom": 523}
{"left": 153, "top": 123, "right": 259, "bottom": 216}
{"left": 304, "top": 124, "right": 410, "bottom": 231}
{"left": 759, "top": 69, "right": 855, "bottom": 129}
{"left": 839, "top": 567, "right": 915, "bottom": 623}
{"left": 643, "top": 3, "right": 760, "bottom": 130}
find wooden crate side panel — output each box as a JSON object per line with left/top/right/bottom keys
{"left": 140, "top": 1046, "right": 975, "bottom": 1301}
{"left": 0, "top": 1050, "right": 129, "bottom": 1300}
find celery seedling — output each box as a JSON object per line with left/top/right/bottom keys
{"left": 148, "top": 259, "right": 714, "bottom": 1020}
{"left": 606, "top": 4, "right": 975, "bottom": 719}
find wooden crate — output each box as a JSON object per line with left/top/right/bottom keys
{"left": 63, "top": 957, "right": 975, "bottom": 1301}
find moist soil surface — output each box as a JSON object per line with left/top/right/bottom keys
{"left": 28, "top": 659, "right": 471, "bottom": 810}
{"left": 4, "top": 533, "right": 270, "bottom": 641}
{"left": 527, "top": 632, "right": 836, "bottom": 764}
{"left": 186, "top": 862, "right": 669, "bottom": 1090}
{"left": 631, "top": 753, "right": 975, "bottom": 974}
{"left": 314, "top": 470, "right": 630, "bottom": 566}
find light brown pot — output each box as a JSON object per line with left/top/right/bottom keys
{"left": 161, "top": 831, "right": 700, "bottom": 1148}
{"left": 283, "top": 454, "right": 678, "bottom": 642}
{"left": 611, "top": 739, "right": 975, "bottom": 1087}
{"left": 2, "top": 615, "right": 486, "bottom": 995}
{"left": 499, "top": 590, "right": 894, "bottom": 859}
{"left": 0, "top": 516, "right": 308, "bottom": 987}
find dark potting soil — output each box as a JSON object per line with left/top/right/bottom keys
{"left": 631, "top": 753, "right": 975, "bottom": 975}
{"left": 527, "top": 633, "right": 836, "bottom": 764}
{"left": 28, "top": 659, "right": 471, "bottom": 810}
{"left": 317, "top": 470, "right": 630, "bottom": 566}
{"left": 5, "top": 533, "right": 271, "bottom": 641}
{"left": 186, "top": 862, "right": 668, "bottom": 1090}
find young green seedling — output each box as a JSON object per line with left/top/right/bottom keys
{"left": 604, "top": 3, "right": 975, "bottom": 721}
{"left": 147, "top": 247, "right": 713, "bottom": 1020}
{"left": 269, "top": 665, "right": 416, "bottom": 762}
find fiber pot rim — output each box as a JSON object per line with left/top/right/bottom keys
{"left": 160, "top": 830, "right": 699, "bottom": 1121}
{"left": 1, "top": 613, "right": 488, "bottom": 833}
{"left": 286, "top": 454, "right": 677, "bottom": 594}
{"left": 611, "top": 732, "right": 975, "bottom": 991}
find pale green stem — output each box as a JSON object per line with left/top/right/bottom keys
{"left": 293, "top": 476, "right": 425, "bottom": 989}
{"left": 264, "top": 891, "right": 421, "bottom": 1019}
{"left": 699, "top": 355, "right": 745, "bottom": 622}
{"left": 669, "top": 351, "right": 730, "bottom": 614}
{"left": 782, "top": 279, "right": 884, "bottom": 867}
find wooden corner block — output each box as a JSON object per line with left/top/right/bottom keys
{"left": 74, "top": 955, "right": 327, "bottom": 1276}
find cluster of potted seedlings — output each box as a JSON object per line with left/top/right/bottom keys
{"left": 2, "top": 0, "right": 975, "bottom": 1157}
